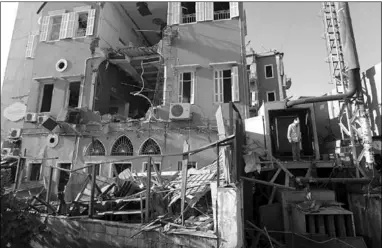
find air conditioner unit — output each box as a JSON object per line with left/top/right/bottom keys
{"left": 169, "top": 103, "right": 191, "bottom": 120}
{"left": 8, "top": 128, "right": 22, "bottom": 139}
{"left": 1, "top": 148, "right": 11, "bottom": 157}
{"left": 25, "top": 112, "right": 37, "bottom": 122}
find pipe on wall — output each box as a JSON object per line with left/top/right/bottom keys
{"left": 286, "top": 2, "right": 360, "bottom": 108}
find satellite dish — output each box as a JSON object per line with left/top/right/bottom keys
{"left": 3, "top": 102, "right": 27, "bottom": 122}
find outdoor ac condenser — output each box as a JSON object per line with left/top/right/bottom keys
{"left": 25, "top": 112, "right": 37, "bottom": 123}
{"left": 169, "top": 103, "right": 191, "bottom": 120}
{"left": 8, "top": 128, "right": 22, "bottom": 139}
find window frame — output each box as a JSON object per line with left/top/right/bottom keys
{"left": 47, "top": 14, "right": 64, "bottom": 42}
{"left": 65, "top": 81, "right": 82, "bottom": 109}
{"left": 38, "top": 83, "right": 55, "bottom": 113}
{"left": 264, "top": 64, "right": 274, "bottom": 79}
{"left": 86, "top": 163, "right": 101, "bottom": 176}
{"left": 28, "top": 162, "right": 42, "bottom": 181}
{"left": 213, "top": 68, "right": 232, "bottom": 104}
{"left": 266, "top": 91, "right": 276, "bottom": 102}
{"left": 113, "top": 162, "right": 133, "bottom": 176}
{"left": 178, "top": 71, "right": 195, "bottom": 104}
{"left": 142, "top": 162, "right": 161, "bottom": 173}
{"left": 73, "top": 10, "right": 90, "bottom": 39}
{"left": 180, "top": 2, "right": 197, "bottom": 25}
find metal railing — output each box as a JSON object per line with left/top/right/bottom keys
{"left": 214, "top": 10, "right": 230, "bottom": 20}
{"left": 182, "top": 13, "right": 196, "bottom": 24}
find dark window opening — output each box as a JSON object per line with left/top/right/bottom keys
{"left": 76, "top": 12, "right": 88, "bottom": 37}
{"left": 181, "top": 72, "right": 192, "bottom": 103}
{"left": 181, "top": 2, "right": 196, "bottom": 23}
{"left": 213, "top": 2, "right": 230, "bottom": 20}
{"left": 265, "top": 65, "right": 273, "bottom": 78}
{"left": 223, "top": 69, "right": 232, "bottom": 103}
{"left": 87, "top": 164, "right": 100, "bottom": 176}
{"left": 143, "top": 162, "right": 161, "bottom": 172}
{"left": 58, "top": 163, "right": 71, "bottom": 192}
{"left": 177, "top": 161, "right": 197, "bottom": 170}
{"left": 68, "top": 81, "right": 81, "bottom": 108}
{"left": 267, "top": 92, "right": 276, "bottom": 102}
{"left": 49, "top": 16, "right": 62, "bottom": 41}
{"left": 30, "top": 163, "right": 41, "bottom": 181}
{"left": 40, "top": 84, "right": 54, "bottom": 112}
{"left": 114, "top": 163, "right": 132, "bottom": 175}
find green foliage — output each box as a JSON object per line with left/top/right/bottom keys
{"left": 1, "top": 170, "right": 46, "bottom": 248}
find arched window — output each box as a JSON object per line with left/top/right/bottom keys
{"left": 85, "top": 139, "right": 106, "bottom": 156}
{"left": 139, "top": 138, "right": 161, "bottom": 155}
{"left": 111, "top": 136, "right": 134, "bottom": 156}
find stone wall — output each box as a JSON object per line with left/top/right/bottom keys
{"left": 31, "top": 216, "right": 218, "bottom": 248}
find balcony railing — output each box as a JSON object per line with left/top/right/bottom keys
{"left": 214, "top": 10, "right": 230, "bottom": 20}
{"left": 182, "top": 13, "right": 196, "bottom": 24}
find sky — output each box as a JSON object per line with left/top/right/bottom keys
{"left": 0, "top": 1, "right": 381, "bottom": 97}
{"left": 1, "top": 2, "right": 18, "bottom": 90}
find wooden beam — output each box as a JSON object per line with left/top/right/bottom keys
{"left": 246, "top": 221, "right": 284, "bottom": 247}
{"left": 45, "top": 166, "right": 54, "bottom": 210}
{"left": 89, "top": 164, "right": 97, "bottom": 218}
{"left": 13, "top": 157, "right": 22, "bottom": 191}
{"left": 180, "top": 141, "right": 190, "bottom": 226}
{"left": 270, "top": 168, "right": 281, "bottom": 183}
{"left": 69, "top": 175, "right": 90, "bottom": 215}
{"left": 241, "top": 176, "right": 296, "bottom": 190}
{"left": 145, "top": 156, "right": 152, "bottom": 222}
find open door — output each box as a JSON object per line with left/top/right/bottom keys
{"left": 58, "top": 163, "right": 71, "bottom": 192}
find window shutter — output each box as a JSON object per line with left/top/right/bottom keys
{"left": 190, "top": 72, "right": 195, "bottom": 104}
{"left": 172, "top": 2, "right": 181, "bottom": 25}
{"left": 66, "top": 12, "right": 76, "bottom": 38}
{"left": 230, "top": 2, "right": 239, "bottom": 18}
{"left": 231, "top": 66, "right": 240, "bottom": 102}
{"left": 243, "top": 10, "right": 247, "bottom": 36}
{"left": 39, "top": 16, "right": 50, "bottom": 42}
{"left": 25, "top": 34, "right": 35, "bottom": 58}
{"left": 205, "top": 2, "right": 213, "bottom": 21}
{"left": 167, "top": 2, "right": 173, "bottom": 25}
{"left": 59, "top": 13, "right": 70, "bottom": 39}
{"left": 214, "top": 70, "right": 223, "bottom": 103}
{"left": 86, "top": 9, "right": 96, "bottom": 36}
{"left": 178, "top": 73, "right": 183, "bottom": 103}
{"left": 163, "top": 66, "right": 167, "bottom": 105}
{"left": 196, "top": 2, "right": 205, "bottom": 22}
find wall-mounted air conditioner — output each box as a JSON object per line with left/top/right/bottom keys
{"left": 25, "top": 112, "right": 37, "bottom": 122}
{"left": 8, "top": 128, "right": 22, "bottom": 139}
{"left": 169, "top": 103, "right": 191, "bottom": 120}
{"left": 37, "top": 114, "right": 48, "bottom": 125}
{"left": 1, "top": 148, "right": 11, "bottom": 157}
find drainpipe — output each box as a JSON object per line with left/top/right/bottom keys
{"left": 286, "top": 2, "right": 359, "bottom": 108}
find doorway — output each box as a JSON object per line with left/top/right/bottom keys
{"left": 58, "top": 163, "right": 71, "bottom": 192}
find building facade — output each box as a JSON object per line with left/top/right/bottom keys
{"left": 1, "top": 2, "right": 248, "bottom": 199}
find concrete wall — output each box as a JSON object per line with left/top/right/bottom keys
{"left": 162, "top": 13, "right": 248, "bottom": 126}
{"left": 256, "top": 55, "right": 281, "bottom": 106}
{"left": 31, "top": 216, "right": 218, "bottom": 248}
{"left": 1, "top": 2, "right": 41, "bottom": 135}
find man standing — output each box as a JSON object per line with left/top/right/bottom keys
{"left": 287, "top": 117, "right": 301, "bottom": 161}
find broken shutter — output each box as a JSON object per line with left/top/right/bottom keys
{"left": 66, "top": 12, "right": 76, "bottom": 38}
{"left": 190, "top": 72, "right": 195, "bottom": 104}
{"left": 172, "top": 2, "right": 181, "bottom": 25}
{"left": 25, "top": 34, "right": 35, "bottom": 58}
{"left": 59, "top": 13, "right": 70, "bottom": 39}
{"left": 230, "top": 2, "right": 239, "bottom": 18}
{"left": 204, "top": 2, "right": 213, "bottom": 21}
{"left": 39, "top": 16, "right": 50, "bottom": 42}
{"left": 231, "top": 66, "right": 240, "bottom": 102}
{"left": 196, "top": 2, "right": 205, "bottom": 22}
{"left": 178, "top": 73, "right": 183, "bottom": 103}
{"left": 86, "top": 9, "right": 96, "bottom": 36}
{"left": 167, "top": 2, "right": 172, "bottom": 25}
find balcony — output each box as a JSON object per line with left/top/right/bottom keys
{"left": 182, "top": 13, "right": 196, "bottom": 24}
{"left": 214, "top": 10, "right": 230, "bottom": 20}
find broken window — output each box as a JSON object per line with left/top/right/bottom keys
{"left": 111, "top": 136, "right": 134, "bottom": 156}
{"left": 76, "top": 12, "right": 89, "bottom": 37}
{"left": 86, "top": 139, "right": 106, "bottom": 156}
{"left": 49, "top": 15, "right": 63, "bottom": 41}
{"left": 177, "top": 161, "right": 197, "bottom": 170}
{"left": 178, "top": 72, "right": 194, "bottom": 103}
{"left": 40, "top": 84, "right": 54, "bottom": 113}
{"left": 265, "top": 65, "right": 274, "bottom": 79}
{"left": 213, "top": 2, "right": 230, "bottom": 20}
{"left": 30, "top": 163, "right": 41, "bottom": 181}
{"left": 87, "top": 164, "right": 100, "bottom": 176}
{"left": 214, "top": 69, "right": 232, "bottom": 103}
{"left": 58, "top": 163, "right": 71, "bottom": 192}
{"left": 139, "top": 138, "right": 161, "bottom": 155}
{"left": 114, "top": 163, "right": 132, "bottom": 175}
{"left": 68, "top": 81, "right": 81, "bottom": 108}
{"left": 181, "top": 2, "right": 196, "bottom": 23}
{"left": 267, "top": 91, "right": 276, "bottom": 102}
{"left": 142, "top": 162, "right": 161, "bottom": 172}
